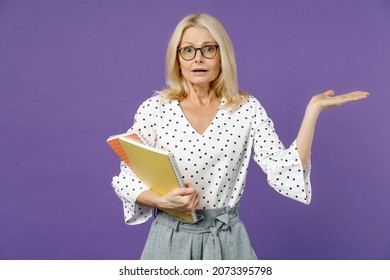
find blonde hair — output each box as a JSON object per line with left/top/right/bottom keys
{"left": 158, "top": 13, "right": 249, "bottom": 109}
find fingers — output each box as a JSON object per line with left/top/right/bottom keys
{"left": 179, "top": 191, "right": 199, "bottom": 214}
{"left": 335, "top": 90, "right": 369, "bottom": 105}
{"left": 193, "top": 193, "right": 200, "bottom": 212}
{"left": 172, "top": 187, "right": 193, "bottom": 196}
{"left": 184, "top": 191, "right": 199, "bottom": 214}
{"left": 163, "top": 183, "right": 200, "bottom": 213}
{"left": 184, "top": 183, "right": 196, "bottom": 190}
{"left": 322, "top": 90, "right": 369, "bottom": 98}
{"left": 348, "top": 90, "right": 369, "bottom": 99}
{"left": 310, "top": 89, "right": 369, "bottom": 113}
{"left": 173, "top": 183, "right": 197, "bottom": 196}
{"left": 334, "top": 90, "right": 369, "bottom": 99}
{"left": 183, "top": 183, "right": 199, "bottom": 213}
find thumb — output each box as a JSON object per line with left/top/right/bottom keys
{"left": 175, "top": 187, "right": 194, "bottom": 196}
{"left": 184, "top": 183, "right": 195, "bottom": 190}
{"left": 324, "top": 89, "right": 335, "bottom": 97}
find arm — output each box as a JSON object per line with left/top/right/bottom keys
{"left": 136, "top": 183, "right": 200, "bottom": 214}
{"left": 251, "top": 97, "right": 311, "bottom": 204}
{"left": 296, "top": 90, "right": 369, "bottom": 166}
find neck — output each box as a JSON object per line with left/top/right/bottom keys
{"left": 188, "top": 83, "right": 217, "bottom": 105}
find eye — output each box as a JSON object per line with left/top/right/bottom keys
{"left": 203, "top": 45, "right": 215, "bottom": 53}
{"left": 183, "top": 47, "right": 194, "bottom": 53}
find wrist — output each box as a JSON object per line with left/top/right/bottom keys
{"left": 155, "top": 195, "right": 168, "bottom": 210}
{"left": 136, "top": 190, "right": 164, "bottom": 209}
{"left": 306, "top": 101, "right": 321, "bottom": 117}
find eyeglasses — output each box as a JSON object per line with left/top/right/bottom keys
{"left": 177, "top": 45, "right": 219, "bottom": 61}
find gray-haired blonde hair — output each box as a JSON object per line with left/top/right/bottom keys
{"left": 158, "top": 13, "right": 249, "bottom": 108}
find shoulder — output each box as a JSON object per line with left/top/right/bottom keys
{"left": 221, "top": 94, "right": 266, "bottom": 114}
{"left": 235, "top": 95, "right": 266, "bottom": 112}
{"left": 135, "top": 93, "right": 178, "bottom": 118}
{"left": 135, "top": 94, "right": 165, "bottom": 113}
{"left": 248, "top": 95, "right": 264, "bottom": 107}
{"left": 139, "top": 94, "right": 164, "bottom": 108}
{"left": 236, "top": 95, "right": 270, "bottom": 123}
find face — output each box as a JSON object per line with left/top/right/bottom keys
{"left": 178, "top": 27, "right": 221, "bottom": 88}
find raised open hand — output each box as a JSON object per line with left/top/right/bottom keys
{"left": 308, "top": 90, "right": 369, "bottom": 113}
{"left": 296, "top": 89, "right": 370, "bottom": 166}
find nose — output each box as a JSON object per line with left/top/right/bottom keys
{"left": 194, "top": 49, "right": 203, "bottom": 63}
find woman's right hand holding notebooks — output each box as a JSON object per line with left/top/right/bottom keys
{"left": 157, "top": 183, "right": 200, "bottom": 215}
{"left": 136, "top": 183, "right": 200, "bottom": 216}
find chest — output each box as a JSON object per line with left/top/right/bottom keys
{"left": 179, "top": 104, "right": 219, "bottom": 135}
{"left": 155, "top": 101, "right": 254, "bottom": 155}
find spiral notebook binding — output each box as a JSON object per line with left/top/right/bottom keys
{"left": 168, "top": 153, "right": 185, "bottom": 188}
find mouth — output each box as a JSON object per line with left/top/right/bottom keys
{"left": 192, "top": 69, "right": 208, "bottom": 72}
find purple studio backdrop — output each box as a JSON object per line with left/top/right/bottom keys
{"left": 1, "top": 0, "right": 389, "bottom": 260}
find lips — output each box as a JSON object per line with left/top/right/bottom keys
{"left": 192, "top": 69, "right": 208, "bottom": 72}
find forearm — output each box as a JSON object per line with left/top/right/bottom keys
{"left": 296, "top": 103, "right": 320, "bottom": 167}
{"left": 136, "top": 185, "right": 199, "bottom": 213}
{"left": 136, "top": 190, "right": 163, "bottom": 209}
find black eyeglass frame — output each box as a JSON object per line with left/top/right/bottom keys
{"left": 177, "top": 45, "right": 219, "bottom": 61}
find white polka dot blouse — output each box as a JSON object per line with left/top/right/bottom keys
{"left": 112, "top": 94, "right": 312, "bottom": 225}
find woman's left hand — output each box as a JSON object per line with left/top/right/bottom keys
{"left": 308, "top": 90, "right": 369, "bottom": 114}
{"left": 296, "top": 89, "right": 369, "bottom": 167}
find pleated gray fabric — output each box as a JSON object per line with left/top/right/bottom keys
{"left": 140, "top": 207, "right": 258, "bottom": 260}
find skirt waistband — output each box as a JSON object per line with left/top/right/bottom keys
{"left": 156, "top": 206, "right": 239, "bottom": 233}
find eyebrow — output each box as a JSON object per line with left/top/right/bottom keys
{"left": 180, "top": 41, "right": 217, "bottom": 46}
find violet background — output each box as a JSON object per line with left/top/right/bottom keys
{"left": 1, "top": 0, "right": 389, "bottom": 260}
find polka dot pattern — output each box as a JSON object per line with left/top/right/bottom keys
{"left": 111, "top": 94, "right": 312, "bottom": 224}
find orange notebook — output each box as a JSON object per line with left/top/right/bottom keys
{"left": 106, "top": 132, "right": 144, "bottom": 172}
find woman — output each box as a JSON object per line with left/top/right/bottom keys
{"left": 111, "top": 13, "right": 369, "bottom": 260}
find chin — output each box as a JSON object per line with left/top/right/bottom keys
{"left": 189, "top": 77, "right": 216, "bottom": 86}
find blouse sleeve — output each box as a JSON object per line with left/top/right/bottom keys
{"left": 251, "top": 98, "right": 312, "bottom": 204}
{"left": 111, "top": 97, "right": 159, "bottom": 225}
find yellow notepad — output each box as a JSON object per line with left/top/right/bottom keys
{"left": 114, "top": 136, "right": 194, "bottom": 223}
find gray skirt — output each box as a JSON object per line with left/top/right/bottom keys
{"left": 140, "top": 207, "right": 258, "bottom": 260}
